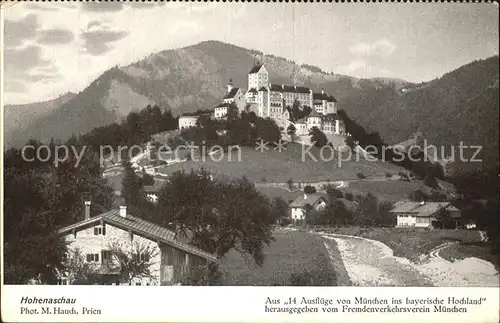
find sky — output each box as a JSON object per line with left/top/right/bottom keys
{"left": 2, "top": 2, "right": 499, "bottom": 105}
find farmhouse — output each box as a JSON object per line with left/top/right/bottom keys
{"left": 390, "top": 201, "right": 461, "bottom": 229}
{"left": 57, "top": 203, "right": 217, "bottom": 285}
{"left": 289, "top": 193, "right": 327, "bottom": 224}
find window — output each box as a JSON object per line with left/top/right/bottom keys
{"left": 93, "top": 226, "right": 105, "bottom": 236}
{"left": 86, "top": 253, "right": 99, "bottom": 263}
{"left": 101, "top": 250, "right": 112, "bottom": 261}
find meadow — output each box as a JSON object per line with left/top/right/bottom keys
{"left": 217, "top": 230, "right": 349, "bottom": 286}
{"left": 155, "top": 144, "right": 408, "bottom": 183}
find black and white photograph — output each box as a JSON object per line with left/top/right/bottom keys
{"left": 1, "top": 1, "right": 499, "bottom": 321}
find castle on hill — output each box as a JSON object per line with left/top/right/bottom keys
{"left": 180, "top": 63, "right": 346, "bottom": 137}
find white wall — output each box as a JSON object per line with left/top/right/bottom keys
{"left": 396, "top": 215, "right": 434, "bottom": 228}
{"left": 179, "top": 116, "right": 198, "bottom": 130}
{"left": 63, "top": 222, "right": 162, "bottom": 285}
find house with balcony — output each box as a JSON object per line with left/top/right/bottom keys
{"left": 57, "top": 203, "right": 217, "bottom": 285}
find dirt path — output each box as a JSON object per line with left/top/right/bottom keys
{"left": 321, "top": 234, "right": 433, "bottom": 286}
{"left": 321, "top": 233, "right": 500, "bottom": 287}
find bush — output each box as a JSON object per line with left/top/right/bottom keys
{"left": 326, "top": 186, "right": 343, "bottom": 199}
{"left": 304, "top": 185, "right": 317, "bottom": 194}
{"left": 286, "top": 178, "right": 294, "bottom": 190}
{"left": 385, "top": 172, "right": 393, "bottom": 178}
{"left": 356, "top": 172, "right": 366, "bottom": 180}
{"left": 344, "top": 192, "right": 354, "bottom": 201}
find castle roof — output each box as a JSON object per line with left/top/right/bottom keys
{"left": 269, "top": 84, "right": 311, "bottom": 94}
{"left": 223, "top": 87, "right": 240, "bottom": 99}
{"left": 258, "top": 86, "right": 268, "bottom": 92}
{"left": 247, "top": 88, "right": 258, "bottom": 94}
{"left": 215, "top": 103, "right": 232, "bottom": 109}
{"left": 249, "top": 65, "right": 263, "bottom": 74}
{"left": 308, "top": 109, "right": 323, "bottom": 118}
{"left": 312, "top": 92, "right": 338, "bottom": 103}
{"left": 313, "top": 92, "right": 329, "bottom": 100}
{"left": 327, "top": 95, "right": 338, "bottom": 103}
{"left": 269, "top": 84, "right": 283, "bottom": 92}
{"left": 295, "top": 86, "right": 310, "bottom": 94}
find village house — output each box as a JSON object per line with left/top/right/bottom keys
{"left": 289, "top": 192, "right": 328, "bottom": 224}
{"left": 57, "top": 202, "right": 217, "bottom": 285}
{"left": 390, "top": 201, "right": 461, "bottom": 229}
{"left": 178, "top": 115, "right": 199, "bottom": 130}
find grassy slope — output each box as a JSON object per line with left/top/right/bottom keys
{"left": 157, "top": 144, "right": 410, "bottom": 183}
{"left": 218, "top": 230, "right": 348, "bottom": 286}
{"left": 326, "top": 227, "right": 482, "bottom": 263}
{"left": 341, "top": 180, "right": 428, "bottom": 202}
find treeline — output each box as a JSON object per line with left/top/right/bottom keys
{"left": 80, "top": 105, "right": 178, "bottom": 152}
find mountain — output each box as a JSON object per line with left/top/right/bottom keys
{"left": 3, "top": 92, "right": 76, "bottom": 147}
{"left": 341, "top": 56, "right": 499, "bottom": 174}
{"left": 5, "top": 40, "right": 408, "bottom": 148}
{"left": 4, "top": 41, "right": 498, "bottom": 173}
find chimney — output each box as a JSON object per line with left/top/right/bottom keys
{"left": 119, "top": 205, "right": 127, "bottom": 218}
{"left": 84, "top": 201, "right": 91, "bottom": 220}
{"left": 321, "top": 89, "right": 324, "bottom": 94}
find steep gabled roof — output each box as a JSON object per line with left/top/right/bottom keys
{"left": 258, "top": 86, "right": 268, "bottom": 92}
{"left": 327, "top": 95, "right": 338, "bottom": 103}
{"left": 247, "top": 88, "right": 258, "bottom": 94}
{"left": 58, "top": 208, "right": 217, "bottom": 262}
{"left": 223, "top": 87, "right": 240, "bottom": 99}
{"left": 389, "top": 201, "right": 458, "bottom": 218}
{"left": 249, "top": 65, "right": 263, "bottom": 74}
{"left": 290, "top": 193, "right": 327, "bottom": 208}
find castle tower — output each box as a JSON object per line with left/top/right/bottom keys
{"left": 227, "top": 78, "right": 234, "bottom": 93}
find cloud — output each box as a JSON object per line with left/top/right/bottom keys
{"left": 4, "top": 45, "right": 59, "bottom": 92}
{"left": 25, "top": 3, "right": 60, "bottom": 11}
{"left": 81, "top": 28, "right": 129, "bottom": 55}
{"left": 38, "top": 28, "right": 74, "bottom": 45}
{"left": 129, "top": 2, "right": 168, "bottom": 9}
{"left": 87, "top": 21, "right": 102, "bottom": 30}
{"left": 4, "top": 14, "right": 39, "bottom": 47}
{"left": 4, "top": 46, "right": 51, "bottom": 73}
{"left": 337, "top": 59, "right": 367, "bottom": 74}
{"left": 81, "top": 2, "right": 125, "bottom": 12}
{"left": 350, "top": 40, "right": 397, "bottom": 57}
